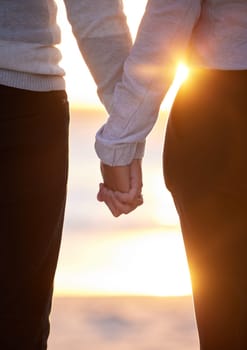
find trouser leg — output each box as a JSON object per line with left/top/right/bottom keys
{"left": 163, "top": 70, "right": 247, "bottom": 349}
{"left": 0, "top": 86, "right": 69, "bottom": 349}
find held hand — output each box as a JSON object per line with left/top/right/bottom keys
{"left": 99, "top": 162, "right": 130, "bottom": 192}
{"left": 97, "top": 159, "right": 143, "bottom": 217}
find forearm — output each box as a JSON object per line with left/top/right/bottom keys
{"left": 95, "top": 0, "right": 201, "bottom": 166}
{"left": 63, "top": 0, "right": 132, "bottom": 112}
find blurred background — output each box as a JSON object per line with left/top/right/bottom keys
{"left": 49, "top": 1, "right": 199, "bottom": 349}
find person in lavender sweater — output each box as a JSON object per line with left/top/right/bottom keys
{"left": 98, "top": 0, "right": 247, "bottom": 349}
{"left": 0, "top": 0, "right": 142, "bottom": 348}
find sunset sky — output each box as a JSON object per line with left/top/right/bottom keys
{"left": 54, "top": 0, "right": 192, "bottom": 298}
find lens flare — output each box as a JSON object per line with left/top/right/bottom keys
{"left": 176, "top": 62, "right": 190, "bottom": 83}
{"left": 161, "top": 62, "right": 190, "bottom": 111}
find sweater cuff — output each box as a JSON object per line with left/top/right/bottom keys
{"left": 95, "top": 139, "right": 145, "bottom": 166}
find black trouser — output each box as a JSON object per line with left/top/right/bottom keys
{"left": 163, "top": 69, "right": 247, "bottom": 350}
{"left": 0, "top": 85, "right": 69, "bottom": 349}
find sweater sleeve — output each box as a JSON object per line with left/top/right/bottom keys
{"left": 63, "top": 0, "right": 132, "bottom": 113}
{"left": 95, "top": 0, "right": 202, "bottom": 166}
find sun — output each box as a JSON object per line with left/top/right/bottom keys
{"left": 176, "top": 62, "right": 190, "bottom": 82}
{"left": 161, "top": 62, "right": 190, "bottom": 112}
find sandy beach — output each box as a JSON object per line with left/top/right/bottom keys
{"left": 49, "top": 296, "right": 199, "bottom": 350}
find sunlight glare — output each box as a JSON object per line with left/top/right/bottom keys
{"left": 176, "top": 62, "right": 190, "bottom": 83}
{"left": 123, "top": 0, "right": 147, "bottom": 39}
{"left": 161, "top": 62, "right": 190, "bottom": 112}
{"left": 147, "top": 174, "right": 180, "bottom": 227}
{"left": 55, "top": 231, "right": 192, "bottom": 297}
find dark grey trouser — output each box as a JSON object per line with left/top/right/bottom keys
{"left": 164, "top": 69, "right": 247, "bottom": 350}
{"left": 0, "top": 85, "right": 69, "bottom": 349}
